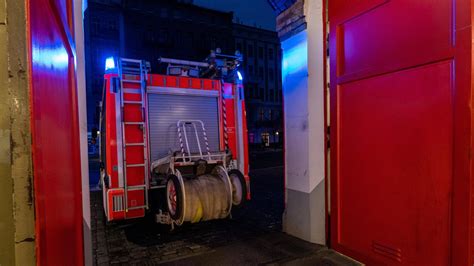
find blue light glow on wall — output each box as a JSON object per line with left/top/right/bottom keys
{"left": 105, "top": 57, "right": 116, "bottom": 71}
{"left": 281, "top": 30, "right": 308, "bottom": 82}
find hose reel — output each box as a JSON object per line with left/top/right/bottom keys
{"left": 165, "top": 166, "right": 246, "bottom": 225}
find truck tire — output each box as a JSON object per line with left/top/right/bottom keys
{"left": 228, "top": 169, "right": 247, "bottom": 208}
{"left": 166, "top": 174, "right": 183, "bottom": 221}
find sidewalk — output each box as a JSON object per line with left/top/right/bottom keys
{"left": 166, "top": 231, "right": 360, "bottom": 266}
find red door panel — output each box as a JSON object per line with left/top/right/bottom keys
{"left": 28, "top": 0, "right": 83, "bottom": 264}
{"left": 338, "top": 61, "right": 453, "bottom": 265}
{"left": 336, "top": 0, "right": 453, "bottom": 82}
{"left": 330, "top": 0, "right": 472, "bottom": 265}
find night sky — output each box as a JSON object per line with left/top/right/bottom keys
{"left": 194, "top": 0, "right": 276, "bottom": 31}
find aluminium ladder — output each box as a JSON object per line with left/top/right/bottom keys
{"left": 177, "top": 120, "right": 212, "bottom": 162}
{"left": 119, "top": 58, "right": 149, "bottom": 212}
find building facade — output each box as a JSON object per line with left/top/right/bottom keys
{"left": 233, "top": 24, "right": 282, "bottom": 147}
{"left": 85, "top": 0, "right": 282, "bottom": 148}
{"left": 84, "top": 0, "right": 234, "bottom": 130}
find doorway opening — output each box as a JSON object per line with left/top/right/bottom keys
{"left": 83, "top": 1, "right": 288, "bottom": 264}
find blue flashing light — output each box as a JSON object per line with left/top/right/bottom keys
{"left": 237, "top": 71, "right": 243, "bottom": 81}
{"left": 105, "top": 57, "right": 116, "bottom": 71}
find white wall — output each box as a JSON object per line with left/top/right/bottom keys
{"left": 282, "top": 30, "right": 310, "bottom": 193}
{"left": 74, "top": 0, "right": 92, "bottom": 264}
{"left": 306, "top": 0, "right": 325, "bottom": 193}
{"left": 282, "top": 0, "right": 326, "bottom": 245}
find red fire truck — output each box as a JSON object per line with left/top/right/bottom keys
{"left": 99, "top": 51, "right": 250, "bottom": 226}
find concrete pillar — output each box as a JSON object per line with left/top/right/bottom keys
{"left": 279, "top": 0, "right": 326, "bottom": 244}
{"left": 0, "top": 0, "right": 36, "bottom": 264}
{"left": 0, "top": 1, "right": 91, "bottom": 264}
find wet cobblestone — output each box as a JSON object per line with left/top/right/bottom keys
{"left": 91, "top": 163, "right": 285, "bottom": 265}
{"left": 91, "top": 151, "right": 359, "bottom": 265}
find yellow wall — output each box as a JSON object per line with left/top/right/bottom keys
{"left": 0, "top": 0, "right": 36, "bottom": 264}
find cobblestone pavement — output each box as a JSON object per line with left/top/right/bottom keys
{"left": 91, "top": 152, "right": 359, "bottom": 265}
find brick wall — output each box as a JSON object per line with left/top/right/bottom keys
{"left": 275, "top": 0, "right": 306, "bottom": 41}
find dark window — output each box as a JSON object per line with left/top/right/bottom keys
{"left": 108, "top": 20, "right": 117, "bottom": 31}
{"left": 184, "top": 32, "right": 194, "bottom": 48}
{"left": 173, "top": 10, "right": 181, "bottom": 19}
{"left": 269, "top": 89, "right": 275, "bottom": 102}
{"left": 161, "top": 8, "right": 168, "bottom": 18}
{"left": 211, "top": 36, "right": 217, "bottom": 49}
{"left": 248, "top": 44, "right": 254, "bottom": 57}
{"left": 269, "top": 68, "right": 274, "bottom": 81}
{"left": 199, "top": 33, "right": 207, "bottom": 48}
{"left": 258, "top": 47, "right": 264, "bottom": 59}
{"left": 145, "top": 29, "right": 155, "bottom": 43}
{"left": 245, "top": 87, "right": 251, "bottom": 98}
{"left": 91, "top": 17, "right": 99, "bottom": 35}
{"left": 268, "top": 48, "right": 274, "bottom": 60}
{"left": 249, "top": 133, "right": 255, "bottom": 144}
{"left": 259, "top": 67, "right": 264, "bottom": 78}
{"left": 94, "top": 77, "right": 102, "bottom": 91}
{"left": 91, "top": 48, "right": 98, "bottom": 68}
{"left": 158, "top": 29, "right": 169, "bottom": 44}
{"left": 248, "top": 65, "right": 254, "bottom": 76}
{"left": 259, "top": 87, "right": 264, "bottom": 99}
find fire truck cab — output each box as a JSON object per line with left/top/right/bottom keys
{"left": 99, "top": 51, "right": 250, "bottom": 226}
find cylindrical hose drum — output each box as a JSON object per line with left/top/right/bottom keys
{"left": 183, "top": 174, "right": 231, "bottom": 223}
{"left": 166, "top": 167, "right": 233, "bottom": 224}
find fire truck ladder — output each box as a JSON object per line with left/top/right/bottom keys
{"left": 119, "top": 58, "right": 149, "bottom": 212}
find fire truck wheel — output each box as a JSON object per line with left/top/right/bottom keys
{"left": 228, "top": 170, "right": 247, "bottom": 208}
{"left": 166, "top": 174, "right": 183, "bottom": 221}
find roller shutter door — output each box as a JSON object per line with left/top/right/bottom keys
{"left": 147, "top": 93, "right": 220, "bottom": 161}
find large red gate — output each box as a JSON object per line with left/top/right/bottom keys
{"left": 28, "top": 0, "right": 84, "bottom": 264}
{"left": 329, "top": 1, "right": 472, "bottom": 265}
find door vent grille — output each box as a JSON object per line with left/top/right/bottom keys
{"left": 372, "top": 241, "right": 402, "bottom": 262}
{"left": 113, "top": 195, "right": 124, "bottom": 212}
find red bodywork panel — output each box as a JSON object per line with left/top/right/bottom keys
{"left": 103, "top": 74, "right": 146, "bottom": 220}
{"left": 103, "top": 73, "right": 250, "bottom": 221}
{"left": 28, "top": 0, "right": 84, "bottom": 264}
{"left": 329, "top": 1, "right": 473, "bottom": 265}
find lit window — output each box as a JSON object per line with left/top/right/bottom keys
{"left": 261, "top": 133, "right": 270, "bottom": 147}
